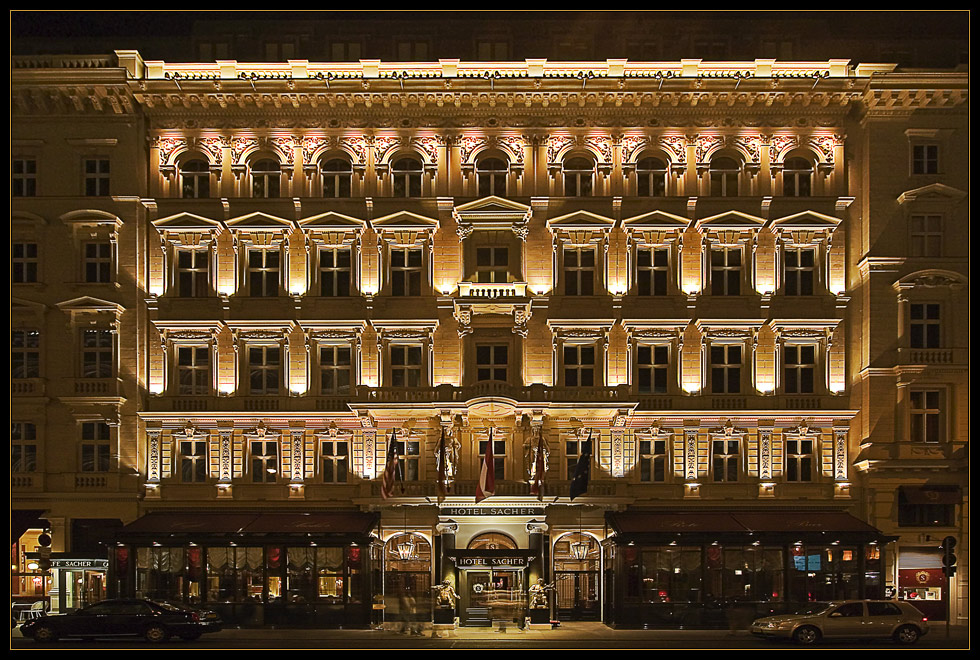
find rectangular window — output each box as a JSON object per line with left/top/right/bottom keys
{"left": 11, "top": 422, "right": 37, "bottom": 472}
{"left": 785, "top": 437, "right": 813, "bottom": 482}
{"left": 563, "top": 344, "right": 595, "bottom": 387}
{"left": 397, "top": 437, "right": 421, "bottom": 481}
{"left": 248, "top": 346, "right": 280, "bottom": 395}
{"left": 784, "top": 247, "right": 815, "bottom": 295}
{"left": 637, "top": 247, "right": 668, "bottom": 296}
{"left": 390, "top": 247, "right": 423, "bottom": 296}
{"left": 84, "top": 158, "right": 110, "bottom": 196}
{"left": 319, "top": 248, "right": 351, "bottom": 296}
{"left": 321, "top": 439, "right": 349, "bottom": 483}
{"left": 910, "top": 215, "right": 943, "bottom": 257}
{"left": 180, "top": 439, "right": 208, "bottom": 483}
{"left": 478, "top": 438, "right": 506, "bottom": 481}
{"left": 330, "top": 41, "right": 362, "bottom": 61}
{"left": 909, "top": 303, "right": 941, "bottom": 348}
{"left": 476, "top": 40, "right": 509, "bottom": 60}
{"left": 81, "top": 329, "right": 114, "bottom": 378}
{"left": 251, "top": 440, "right": 278, "bottom": 482}
{"left": 81, "top": 422, "right": 111, "bottom": 472}
{"left": 248, "top": 249, "right": 280, "bottom": 297}
{"left": 177, "top": 346, "right": 210, "bottom": 395}
{"left": 637, "top": 345, "right": 669, "bottom": 394}
{"left": 84, "top": 241, "right": 113, "bottom": 283}
{"left": 710, "top": 247, "right": 741, "bottom": 296}
{"left": 783, "top": 345, "right": 816, "bottom": 394}
{"left": 476, "top": 344, "right": 508, "bottom": 383}
{"left": 13, "top": 158, "right": 36, "bottom": 197}
{"left": 638, "top": 437, "right": 667, "bottom": 483}
{"left": 12, "top": 243, "right": 38, "bottom": 283}
{"left": 319, "top": 345, "right": 352, "bottom": 394}
{"left": 710, "top": 344, "right": 742, "bottom": 394}
{"left": 910, "top": 389, "right": 943, "bottom": 443}
{"left": 712, "top": 438, "right": 739, "bottom": 482}
{"left": 912, "top": 144, "right": 939, "bottom": 175}
{"left": 476, "top": 247, "right": 509, "bottom": 283}
{"left": 12, "top": 329, "right": 41, "bottom": 379}
{"left": 176, "top": 249, "right": 209, "bottom": 297}
{"left": 563, "top": 248, "right": 595, "bottom": 296}
{"left": 390, "top": 344, "right": 423, "bottom": 387}
{"left": 396, "top": 40, "right": 429, "bottom": 61}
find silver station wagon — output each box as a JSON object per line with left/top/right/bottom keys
{"left": 751, "top": 600, "right": 929, "bottom": 645}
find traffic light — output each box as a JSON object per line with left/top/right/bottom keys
{"left": 941, "top": 536, "right": 957, "bottom": 578}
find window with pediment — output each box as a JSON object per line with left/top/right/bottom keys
{"left": 247, "top": 248, "right": 282, "bottom": 297}
{"left": 390, "top": 247, "right": 424, "bottom": 296}
{"left": 180, "top": 437, "right": 208, "bottom": 483}
{"left": 81, "top": 422, "right": 111, "bottom": 473}
{"left": 81, "top": 328, "right": 114, "bottom": 378}
{"left": 83, "top": 241, "right": 113, "bottom": 283}
{"left": 390, "top": 344, "right": 424, "bottom": 387}
{"left": 784, "top": 435, "right": 814, "bottom": 482}
{"left": 710, "top": 343, "right": 742, "bottom": 394}
{"left": 319, "top": 344, "right": 353, "bottom": 394}
{"left": 563, "top": 247, "right": 596, "bottom": 296}
{"left": 783, "top": 344, "right": 817, "bottom": 394}
{"left": 321, "top": 437, "right": 349, "bottom": 483}
{"left": 783, "top": 246, "right": 816, "bottom": 296}
{"left": 318, "top": 247, "right": 352, "bottom": 296}
{"left": 910, "top": 214, "right": 943, "bottom": 258}
{"left": 711, "top": 435, "right": 739, "bottom": 482}
{"left": 636, "top": 344, "right": 670, "bottom": 394}
{"left": 637, "top": 246, "right": 670, "bottom": 296}
{"left": 710, "top": 246, "right": 743, "bottom": 296}
{"left": 251, "top": 439, "right": 279, "bottom": 483}
{"left": 247, "top": 345, "right": 281, "bottom": 395}
{"left": 637, "top": 430, "right": 669, "bottom": 483}
{"left": 176, "top": 346, "right": 211, "bottom": 396}
{"left": 563, "top": 156, "right": 595, "bottom": 197}
{"left": 175, "top": 248, "right": 210, "bottom": 297}
{"left": 562, "top": 343, "right": 597, "bottom": 387}
{"left": 12, "top": 329, "right": 41, "bottom": 379}
{"left": 11, "top": 422, "right": 37, "bottom": 473}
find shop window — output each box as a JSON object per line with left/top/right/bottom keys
{"left": 384, "top": 534, "right": 431, "bottom": 604}
{"left": 897, "top": 488, "right": 955, "bottom": 526}
{"left": 176, "top": 346, "right": 210, "bottom": 396}
{"left": 13, "top": 157, "right": 36, "bottom": 197}
{"left": 248, "top": 345, "right": 281, "bottom": 395}
{"left": 180, "top": 159, "right": 210, "bottom": 199}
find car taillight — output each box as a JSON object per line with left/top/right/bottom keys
{"left": 922, "top": 617, "right": 928, "bottom": 622}
{"left": 192, "top": 612, "right": 200, "bottom": 622}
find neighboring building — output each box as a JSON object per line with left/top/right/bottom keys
{"left": 11, "top": 47, "right": 968, "bottom": 628}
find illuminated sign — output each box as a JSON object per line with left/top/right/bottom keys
{"left": 441, "top": 506, "right": 545, "bottom": 517}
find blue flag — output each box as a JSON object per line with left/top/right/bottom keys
{"left": 569, "top": 431, "right": 592, "bottom": 501}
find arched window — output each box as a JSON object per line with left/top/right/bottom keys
{"left": 553, "top": 532, "right": 600, "bottom": 620}
{"left": 392, "top": 157, "right": 423, "bottom": 198}
{"left": 636, "top": 156, "right": 668, "bottom": 197}
{"left": 180, "top": 159, "right": 210, "bottom": 199}
{"left": 467, "top": 532, "right": 518, "bottom": 550}
{"left": 321, "top": 158, "right": 352, "bottom": 198}
{"left": 709, "top": 156, "right": 740, "bottom": 197}
{"left": 251, "top": 158, "right": 281, "bottom": 198}
{"left": 783, "top": 156, "right": 813, "bottom": 197}
{"left": 476, "top": 157, "right": 508, "bottom": 197}
{"left": 563, "top": 156, "right": 594, "bottom": 197}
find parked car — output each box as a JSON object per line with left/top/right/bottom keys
{"left": 21, "top": 598, "right": 222, "bottom": 643}
{"left": 751, "top": 600, "right": 929, "bottom": 645}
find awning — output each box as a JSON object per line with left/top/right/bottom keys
{"left": 12, "top": 510, "right": 47, "bottom": 543}
{"left": 115, "top": 511, "right": 379, "bottom": 542}
{"left": 898, "top": 485, "right": 962, "bottom": 505}
{"left": 606, "top": 510, "right": 891, "bottom": 543}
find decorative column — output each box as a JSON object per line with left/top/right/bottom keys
{"left": 758, "top": 425, "right": 775, "bottom": 498}
{"left": 361, "top": 428, "right": 377, "bottom": 479}
{"left": 288, "top": 428, "right": 306, "bottom": 499}
{"left": 216, "top": 428, "right": 234, "bottom": 499}
{"left": 683, "top": 426, "right": 700, "bottom": 498}
{"left": 833, "top": 425, "right": 851, "bottom": 498}
{"left": 145, "top": 428, "right": 162, "bottom": 499}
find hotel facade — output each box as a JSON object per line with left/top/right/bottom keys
{"left": 11, "top": 50, "right": 968, "bottom": 628}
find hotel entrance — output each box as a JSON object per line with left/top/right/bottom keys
{"left": 461, "top": 567, "right": 525, "bottom": 626}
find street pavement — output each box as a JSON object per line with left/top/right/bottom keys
{"left": 10, "top": 621, "right": 972, "bottom": 650}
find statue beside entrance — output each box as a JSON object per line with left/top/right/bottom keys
{"left": 432, "top": 579, "right": 459, "bottom": 626}
{"left": 528, "top": 578, "right": 554, "bottom": 609}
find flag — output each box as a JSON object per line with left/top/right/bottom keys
{"left": 569, "top": 430, "right": 592, "bottom": 501}
{"left": 380, "top": 429, "right": 401, "bottom": 500}
{"left": 475, "top": 427, "right": 495, "bottom": 503}
{"left": 529, "top": 431, "right": 546, "bottom": 501}
{"left": 436, "top": 427, "right": 447, "bottom": 502}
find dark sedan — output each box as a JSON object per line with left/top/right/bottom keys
{"left": 21, "top": 598, "right": 222, "bottom": 643}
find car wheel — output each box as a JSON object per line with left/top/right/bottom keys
{"left": 32, "top": 624, "right": 59, "bottom": 643}
{"left": 894, "top": 624, "right": 920, "bottom": 645}
{"left": 793, "top": 625, "right": 821, "bottom": 645}
{"left": 179, "top": 632, "right": 202, "bottom": 641}
{"left": 144, "top": 624, "right": 170, "bottom": 643}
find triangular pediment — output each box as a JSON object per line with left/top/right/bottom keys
{"left": 56, "top": 296, "right": 124, "bottom": 313}
{"left": 454, "top": 196, "right": 532, "bottom": 221}
{"left": 225, "top": 212, "right": 294, "bottom": 231}
{"left": 770, "top": 210, "right": 841, "bottom": 231}
{"left": 622, "top": 209, "right": 691, "bottom": 231}
{"left": 371, "top": 210, "right": 440, "bottom": 231}
{"left": 697, "top": 210, "right": 766, "bottom": 230}
{"left": 152, "top": 212, "right": 225, "bottom": 231}
{"left": 546, "top": 210, "right": 616, "bottom": 231}
{"left": 298, "top": 211, "right": 366, "bottom": 231}
{"left": 897, "top": 182, "right": 969, "bottom": 205}
{"left": 12, "top": 297, "right": 47, "bottom": 314}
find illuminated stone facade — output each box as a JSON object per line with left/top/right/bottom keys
{"left": 11, "top": 51, "right": 968, "bottom": 626}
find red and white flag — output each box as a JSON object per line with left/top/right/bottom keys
{"left": 475, "top": 427, "right": 495, "bottom": 503}
{"left": 380, "top": 429, "right": 400, "bottom": 500}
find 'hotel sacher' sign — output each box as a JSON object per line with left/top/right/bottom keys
{"left": 441, "top": 506, "right": 546, "bottom": 517}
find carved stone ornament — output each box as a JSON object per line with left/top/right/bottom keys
{"left": 244, "top": 422, "right": 278, "bottom": 438}
{"left": 912, "top": 275, "right": 960, "bottom": 288}
{"left": 174, "top": 421, "right": 207, "bottom": 439}
{"left": 167, "top": 330, "right": 213, "bottom": 340}
{"left": 315, "top": 421, "right": 354, "bottom": 440}
{"left": 434, "top": 425, "right": 462, "bottom": 485}
{"left": 660, "top": 135, "right": 687, "bottom": 164}
{"left": 311, "top": 329, "right": 358, "bottom": 341}
{"left": 620, "top": 135, "right": 647, "bottom": 163}
{"left": 522, "top": 423, "right": 550, "bottom": 483}
{"left": 713, "top": 419, "right": 746, "bottom": 437}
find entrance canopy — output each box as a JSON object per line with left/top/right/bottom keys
{"left": 606, "top": 510, "right": 892, "bottom": 544}
{"left": 115, "top": 511, "right": 379, "bottom": 544}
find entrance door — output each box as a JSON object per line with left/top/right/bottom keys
{"left": 463, "top": 570, "right": 492, "bottom": 626}
{"left": 555, "top": 570, "right": 600, "bottom": 620}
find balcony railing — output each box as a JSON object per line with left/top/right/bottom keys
{"left": 67, "top": 378, "right": 119, "bottom": 397}
{"left": 457, "top": 281, "right": 529, "bottom": 299}
{"left": 901, "top": 348, "right": 967, "bottom": 365}
{"left": 12, "top": 379, "right": 43, "bottom": 397}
